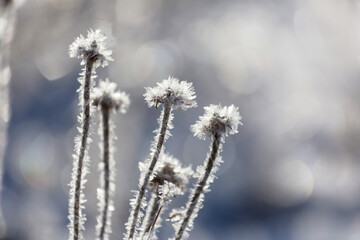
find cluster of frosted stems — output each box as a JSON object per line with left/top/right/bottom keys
{"left": 68, "top": 29, "right": 114, "bottom": 240}
{"left": 140, "top": 153, "right": 193, "bottom": 240}
{"left": 124, "top": 77, "right": 197, "bottom": 240}
{"left": 66, "top": 29, "right": 242, "bottom": 240}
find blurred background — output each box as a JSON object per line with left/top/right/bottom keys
{"left": 1, "top": 0, "right": 360, "bottom": 239}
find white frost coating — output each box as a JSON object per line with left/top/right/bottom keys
{"left": 69, "top": 29, "right": 113, "bottom": 68}
{"left": 93, "top": 79, "right": 129, "bottom": 240}
{"left": 68, "top": 29, "right": 113, "bottom": 240}
{"left": 149, "top": 153, "right": 193, "bottom": 193}
{"left": 143, "top": 76, "right": 197, "bottom": 110}
{"left": 191, "top": 104, "right": 242, "bottom": 140}
{"left": 68, "top": 67, "right": 96, "bottom": 240}
{"left": 158, "top": 181, "right": 182, "bottom": 205}
{"left": 173, "top": 104, "right": 242, "bottom": 240}
{"left": 93, "top": 79, "right": 130, "bottom": 113}
{"left": 140, "top": 153, "right": 193, "bottom": 239}
{"left": 125, "top": 79, "right": 196, "bottom": 240}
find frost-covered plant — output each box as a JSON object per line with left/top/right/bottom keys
{"left": 68, "top": 29, "right": 113, "bottom": 240}
{"left": 93, "top": 79, "right": 130, "bottom": 240}
{"left": 124, "top": 77, "right": 197, "bottom": 240}
{"left": 140, "top": 153, "right": 193, "bottom": 240}
{"left": 172, "top": 104, "right": 242, "bottom": 240}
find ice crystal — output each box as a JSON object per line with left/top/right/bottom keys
{"left": 68, "top": 29, "right": 113, "bottom": 240}
{"left": 69, "top": 29, "right": 113, "bottom": 68}
{"left": 191, "top": 104, "right": 242, "bottom": 140}
{"left": 173, "top": 104, "right": 242, "bottom": 240}
{"left": 140, "top": 154, "right": 193, "bottom": 239}
{"left": 93, "top": 79, "right": 130, "bottom": 113}
{"left": 94, "top": 78, "right": 127, "bottom": 240}
{"left": 144, "top": 77, "right": 197, "bottom": 110}
{"left": 149, "top": 153, "right": 193, "bottom": 193}
{"left": 159, "top": 181, "right": 182, "bottom": 205}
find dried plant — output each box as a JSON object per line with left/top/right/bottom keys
{"left": 124, "top": 77, "right": 197, "bottom": 240}
{"left": 140, "top": 153, "right": 193, "bottom": 240}
{"left": 68, "top": 29, "right": 113, "bottom": 240}
{"left": 66, "top": 29, "right": 243, "bottom": 240}
{"left": 93, "top": 79, "right": 130, "bottom": 240}
{"left": 172, "top": 104, "right": 242, "bottom": 240}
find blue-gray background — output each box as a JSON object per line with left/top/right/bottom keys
{"left": 2, "top": 0, "right": 360, "bottom": 239}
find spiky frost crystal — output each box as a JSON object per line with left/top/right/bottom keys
{"left": 144, "top": 77, "right": 197, "bottom": 110}
{"left": 140, "top": 154, "right": 192, "bottom": 240}
{"left": 191, "top": 104, "right": 242, "bottom": 140}
{"left": 93, "top": 79, "right": 130, "bottom": 113}
{"left": 148, "top": 153, "right": 193, "bottom": 193}
{"left": 69, "top": 29, "right": 113, "bottom": 68}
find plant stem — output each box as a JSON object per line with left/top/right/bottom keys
{"left": 126, "top": 103, "right": 171, "bottom": 240}
{"left": 146, "top": 205, "right": 163, "bottom": 240}
{"left": 174, "top": 133, "right": 221, "bottom": 240}
{"left": 98, "top": 107, "right": 110, "bottom": 240}
{"left": 72, "top": 59, "right": 94, "bottom": 240}
{"left": 141, "top": 194, "right": 161, "bottom": 237}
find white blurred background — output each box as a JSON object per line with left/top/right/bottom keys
{"left": 2, "top": 0, "right": 360, "bottom": 239}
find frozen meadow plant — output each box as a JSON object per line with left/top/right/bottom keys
{"left": 140, "top": 153, "right": 193, "bottom": 240}
{"left": 68, "top": 29, "right": 113, "bottom": 240}
{"left": 124, "top": 77, "right": 197, "bottom": 240}
{"left": 93, "top": 79, "right": 130, "bottom": 240}
{"left": 173, "top": 104, "right": 242, "bottom": 240}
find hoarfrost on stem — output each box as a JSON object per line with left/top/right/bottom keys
{"left": 191, "top": 104, "right": 242, "bottom": 140}
{"left": 68, "top": 29, "right": 113, "bottom": 240}
{"left": 140, "top": 153, "right": 193, "bottom": 239}
{"left": 69, "top": 29, "right": 113, "bottom": 68}
{"left": 173, "top": 104, "right": 242, "bottom": 240}
{"left": 94, "top": 79, "right": 130, "bottom": 240}
{"left": 144, "top": 76, "right": 197, "bottom": 110}
{"left": 93, "top": 79, "right": 130, "bottom": 113}
{"left": 124, "top": 77, "right": 196, "bottom": 240}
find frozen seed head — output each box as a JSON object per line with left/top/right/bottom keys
{"left": 93, "top": 79, "right": 130, "bottom": 113}
{"left": 191, "top": 104, "right": 242, "bottom": 140}
{"left": 146, "top": 153, "right": 193, "bottom": 194}
{"left": 144, "top": 77, "right": 197, "bottom": 110}
{"left": 159, "top": 181, "right": 182, "bottom": 205}
{"left": 69, "top": 29, "right": 113, "bottom": 67}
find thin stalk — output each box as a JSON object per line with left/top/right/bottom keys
{"left": 98, "top": 107, "right": 110, "bottom": 240}
{"left": 141, "top": 194, "right": 161, "bottom": 237}
{"left": 174, "top": 133, "right": 221, "bottom": 240}
{"left": 146, "top": 205, "right": 163, "bottom": 240}
{"left": 72, "top": 58, "right": 94, "bottom": 240}
{"left": 126, "top": 103, "right": 172, "bottom": 240}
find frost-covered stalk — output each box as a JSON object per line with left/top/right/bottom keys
{"left": 140, "top": 153, "right": 193, "bottom": 240}
{"left": 173, "top": 104, "right": 242, "bottom": 240}
{"left": 125, "top": 77, "right": 197, "bottom": 240}
{"left": 142, "top": 194, "right": 160, "bottom": 236}
{"left": 93, "top": 80, "right": 130, "bottom": 240}
{"left": 68, "top": 29, "right": 113, "bottom": 240}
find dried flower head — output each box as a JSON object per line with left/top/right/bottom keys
{"left": 144, "top": 77, "right": 197, "bottom": 110}
{"left": 69, "top": 29, "right": 113, "bottom": 67}
{"left": 159, "top": 181, "right": 183, "bottom": 205}
{"left": 93, "top": 79, "right": 130, "bottom": 113}
{"left": 191, "top": 104, "right": 242, "bottom": 140}
{"left": 147, "top": 153, "right": 193, "bottom": 194}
